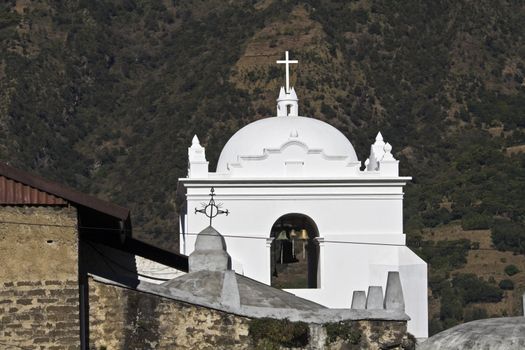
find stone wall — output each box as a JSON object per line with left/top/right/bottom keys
{"left": 89, "top": 278, "right": 251, "bottom": 350}
{"left": 0, "top": 206, "right": 80, "bottom": 349}
{"left": 90, "top": 279, "right": 413, "bottom": 350}
{"left": 322, "top": 320, "right": 412, "bottom": 350}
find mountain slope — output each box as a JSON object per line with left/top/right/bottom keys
{"left": 1, "top": 0, "right": 524, "bottom": 334}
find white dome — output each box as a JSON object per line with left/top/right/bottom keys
{"left": 216, "top": 116, "right": 358, "bottom": 173}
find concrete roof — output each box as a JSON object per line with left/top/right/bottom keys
{"left": 91, "top": 273, "right": 409, "bottom": 324}
{"left": 162, "top": 270, "right": 323, "bottom": 311}
{"left": 419, "top": 317, "right": 525, "bottom": 350}
{"left": 165, "top": 225, "right": 323, "bottom": 312}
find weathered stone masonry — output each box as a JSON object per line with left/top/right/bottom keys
{"left": 0, "top": 206, "right": 80, "bottom": 350}
{"left": 89, "top": 279, "right": 251, "bottom": 350}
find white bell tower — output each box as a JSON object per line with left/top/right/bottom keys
{"left": 179, "top": 50, "right": 428, "bottom": 339}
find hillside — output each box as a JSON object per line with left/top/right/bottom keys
{"left": 1, "top": 0, "right": 524, "bottom": 334}
{"left": 416, "top": 222, "right": 525, "bottom": 334}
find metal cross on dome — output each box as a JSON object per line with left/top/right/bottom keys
{"left": 276, "top": 50, "right": 298, "bottom": 94}
{"left": 195, "top": 187, "right": 229, "bottom": 226}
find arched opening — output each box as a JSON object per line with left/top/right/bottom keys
{"left": 286, "top": 104, "right": 292, "bottom": 116}
{"left": 270, "top": 214, "right": 319, "bottom": 289}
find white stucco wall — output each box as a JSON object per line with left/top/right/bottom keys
{"left": 179, "top": 178, "right": 428, "bottom": 338}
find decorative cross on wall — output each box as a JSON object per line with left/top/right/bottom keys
{"left": 276, "top": 50, "right": 298, "bottom": 94}
{"left": 195, "top": 187, "right": 229, "bottom": 226}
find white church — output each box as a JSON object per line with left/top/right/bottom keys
{"left": 177, "top": 51, "right": 428, "bottom": 338}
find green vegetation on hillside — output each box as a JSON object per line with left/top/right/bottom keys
{"left": 1, "top": 0, "right": 524, "bottom": 334}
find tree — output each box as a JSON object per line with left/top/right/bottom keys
{"left": 498, "top": 279, "right": 514, "bottom": 290}
{"left": 504, "top": 264, "right": 520, "bottom": 276}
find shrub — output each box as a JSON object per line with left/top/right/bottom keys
{"left": 403, "top": 333, "right": 417, "bottom": 350}
{"left": 325, "top": 321, "right": 362, "bottom": 346}
{"left": 465, "top": 307, "right": 489, "bottom": 322}
{"left": 504, "top": 264, "right": 520, "bottom": 276}
{"left": 422, "top": 208, "right": 452, "bottom": 227}
{"left": 368, "top": 22, "right": 381, "bottom": 35}
{"left": 428, "top": 270, "right": 450, "bottom": 296}
{"left": 429, "top": 318, "right": 444, "bottom": 336}
{"left": 464, "top": 307, "right": 488, "bottom": 322}
{"left": 442, "top": 318, "right": 460, "bottom": 330}
{"left": 461, "top": 212, "right": 492, "bottom": 230}
{"left": 418, "top": 239, "right": 471, "bottom": 270}
{"left": 0, "top": 8, "right": 21, "bottom": 30}
{"left": 440, "top": 293, "right": 463, "bottom": 321}
{"left": 249, "top": 318, "right": 309, "bottom": 348}
{"left": 321, "top": 102, "right": 337, "bottom": 118}
{"left": 498, "top": 279, "right": 514, "bottom": 290}
{"left": 491, "top": 220, "right": 525, "bottom": 253}
{"left": 452, "top": 273, "right": 503, "bottom": 304}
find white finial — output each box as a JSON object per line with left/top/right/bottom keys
{"left": 188, "top": 134, "right": 208, "bottom": 177}
{"left": 192, "top": 134, "right": 200, "bottom": 146}
{"left": 382, "top": 142, "right": 395, "bottom": 161}
{"left": 290, "top": 129, "right": 298, "bottom": 138}
{"left": 276, "top": 51, "right": 298, "bottom": 93}
{"left": 376, "top": 132, "right": 383, "bottom": 142}
{"left": 289, "top": 86, "right": 298, "bottom": 99}
{"left": 379, "top": 142, "right": 398, "bottom": 175}
{"left": 278, "top": 86, "right": 286, "bottom": 100}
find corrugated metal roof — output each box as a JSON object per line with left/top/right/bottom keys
{"left": 0, "top": 162, "right": 129, "bottom": 221}
{"left": 0, "top": 175, "right": 67, "bottom": 205}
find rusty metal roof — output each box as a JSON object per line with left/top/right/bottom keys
{"left": 0, "top": 175, "right": 67, "bottom": 205}
{"left": 0, "top": 162, "right": 130, "bottom": 221}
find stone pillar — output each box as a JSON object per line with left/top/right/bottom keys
{"left": 308, "top": 324, "right": 327, "bottom": 350}
{"left": 366, "top": 286, "right": 384, "bottom": 309}
{"left": 265, "top": 237, "right": 274, "bottom": 285}
{"left": 384, "top": 271, "right": 405, "bottom": 311}
{"left": 315, "top": 237, "right": 325, "bottom": 288}
{"left": 351, "top": 291, "right": 366, "bottom": 309}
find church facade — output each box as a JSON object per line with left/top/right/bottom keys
{"left": 178, "top": 52, "right": 428, "bottom": 338}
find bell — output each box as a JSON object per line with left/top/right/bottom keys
{"left": 275, "top": 230, "right": 288, "bottom": 241}
{"left": 298, "top": 229, "right": 309, "bottom": 259}
{"left": 289, "top": 229, "right": 297, "bottom": 258}
{"left": 275, "top": 230, "right": 288, "bottom": 264}
{"left": 298, "top": 229, "right": 309, "bottom": 240}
